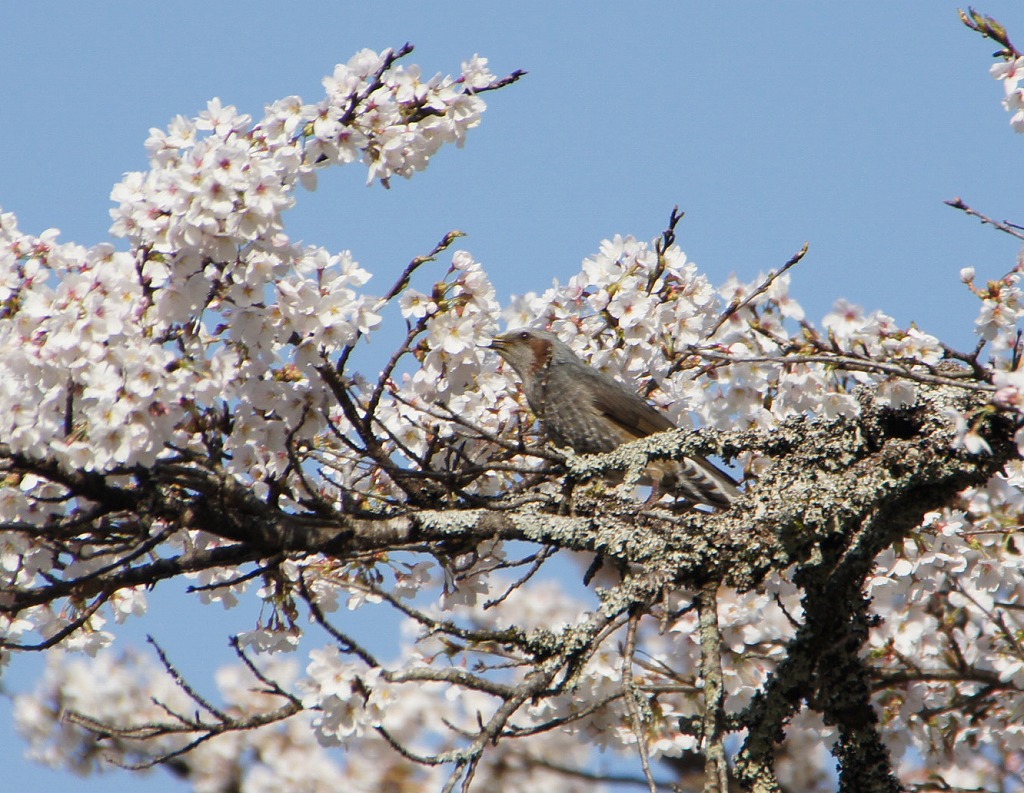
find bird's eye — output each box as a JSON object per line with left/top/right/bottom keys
{"left": 518, "top": 331, "right": 529, "bottom": 340}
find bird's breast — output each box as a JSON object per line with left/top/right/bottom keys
{"left": 538, "top": 387, "right": 634, "bottom": 454}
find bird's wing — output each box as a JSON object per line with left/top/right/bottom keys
{"left": 575, "top": 367, "right": 741, "bottom": 507}
{"left": 581, "top": 367, "right": 677, "bottom": 439}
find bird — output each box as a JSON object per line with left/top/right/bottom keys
{"left": 488, "top": 328, "right": 740, "bottom": 510}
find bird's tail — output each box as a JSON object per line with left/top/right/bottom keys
{"left": 670, "top": 456, "right": 741, "bottom": 511}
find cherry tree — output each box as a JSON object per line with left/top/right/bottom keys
{"left": 4, "top": 12, "right": 1024, "bottom": 793}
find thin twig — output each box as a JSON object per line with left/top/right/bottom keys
{"left": 705, "top": 242, "right": 810, "bottom": 339}
{"left": 384, "top": 230, "right": 465, "bottom": 304}
{"left": 336, "top": 229, "right": 462, "bottom": 374}
{"left": 148, "top": 636, "right": 228, "bottom": 721}
{"left": 648, "top": 205, "right": 685, "bottom": 292}
{"left": 694, "top": 351, "right": 996, "bottom": 392}
{"left": 471, "top": 69, "right": 528, "bottom": 94}
{"left": 2, "top": 593, "right": 109, "bottom": 651}
{"left": 228, "top": 636, "right": 303, "bottom": 705}
{"left": 945, "top": 197, "right": 1024, "bottom": 241}
{"left": 298, "top": 572, "right": 382, "bottom": 668}
{"left": 186, "top": 556, "right": 282, "bottom": 593}
{"left": 622, "top": 612, "right": 659, "bottom": 793}
{"left": 483, "top": 545, "right": 557, "bottom": 609}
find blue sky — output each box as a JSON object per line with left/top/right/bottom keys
{"left": 3, "top": 3, "right": 1024, "bottom": 790}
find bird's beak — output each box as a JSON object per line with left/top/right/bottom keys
{"left": 484, "top": 336, "right": 505, "bottom": 351}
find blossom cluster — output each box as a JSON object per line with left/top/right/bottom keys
{"left": 958, "top": 265, "right": 1024, "bottom": 457}
{"left": 15, "top": 574, "right": 826, "bottom": 792}
{"left": 15, "top": 650, "right": 360, "bottom": 793}
{"left": 0, "top": 48, "right": 500, "bottom": 660}
{"left": 867, "top": 465, "right": 1024, "bottom": 788}
{"left": 1, "top": 45, "right": 495, "bottom": 473}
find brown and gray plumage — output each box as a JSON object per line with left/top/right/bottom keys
{"left": 489, "top": 328, "right": 739, "bottom": 510}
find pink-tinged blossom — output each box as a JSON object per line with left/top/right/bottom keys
{"left": 946, "top": 408, "right": 993, "bottom": 455}
{"left": 993, "top": 367, "right": 1024, "bottom": 411}
{"left": 992, "top": 56, "right": 1024, "bottom": 131}
{"left": 461, "top": 55, "right": 496, "bottom": 90}
{"left": 300, "top": 646, "right": 380, "bottom": 745}
{"left": 875, "top": 378, "right": 917, "bottom": 408}
{"left": 973, "top": 274, "right": 1024, "bottom": 347}
{"left": 823, "top": 298, "right": 866, "bottom": 338}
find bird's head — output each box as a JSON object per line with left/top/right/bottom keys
{"left": 488, "top": 328, "right": 574, "bottom": 389}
